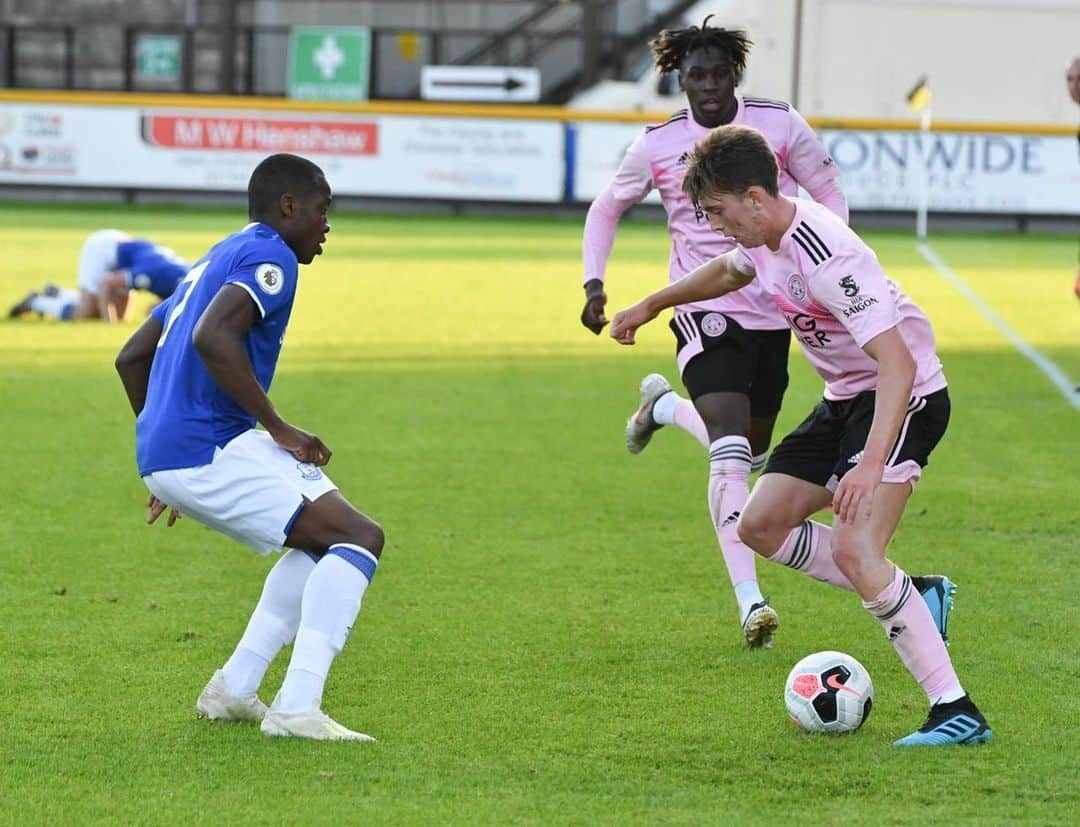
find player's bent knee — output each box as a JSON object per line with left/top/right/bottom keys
{"left": 287, "top": 492, "right": 386, "bottom": 557}
{"left": 350, "top": 517, "right": 385, "bottom": 558}
{"left": 737, "top": 509, "right": 793, "bottom": 558}
{"left": 736, "top": 511, "right": 769, "bottom": 554}
{"left": 830, "top": 542, "right": 863, "bottom": 581}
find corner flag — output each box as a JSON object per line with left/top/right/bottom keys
{"left": 906, "top": 75, "right": 931, "bottom": 112}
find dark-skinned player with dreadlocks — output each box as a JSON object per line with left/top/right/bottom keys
{"left": 580, "top": 18, "right": 954, "bottom": 651}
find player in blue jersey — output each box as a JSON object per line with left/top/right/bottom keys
{"left": 115, "top": 153, "right": 384, "bottom": 742}
{"left": 9, "top": 230, "right": 189, "bottom": 321}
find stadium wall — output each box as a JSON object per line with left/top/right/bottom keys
{"left": 573, "top": 0, "right": 1080, "bottom": 127}
{"left": 0, "top": 90, "right": 1076, "bottom": 226}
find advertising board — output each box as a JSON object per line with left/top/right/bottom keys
{"left": 0, "top": 103, "right": 565, "bottom": 202}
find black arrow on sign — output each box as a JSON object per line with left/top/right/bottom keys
{"left": 430, "top": 76, "right": 525, "bottom": 92}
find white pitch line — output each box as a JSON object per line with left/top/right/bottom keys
{"left": 916, "top": 242, "right": 1080, "bottom": 411}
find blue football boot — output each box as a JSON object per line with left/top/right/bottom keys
{"left": 894, "top": 694, "right": 992, "bottom": 747}
{"left": 912, "top": 574, "right": 956, "bottom": 645}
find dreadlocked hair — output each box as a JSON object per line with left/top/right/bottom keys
{"left": 650, "top": 15, "right": 752, "bottom": 81}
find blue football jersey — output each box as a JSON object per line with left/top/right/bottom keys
{"left": 118, "top": 240, "right": 190, "bottom": 299}
{"left": 135, "top": 223, "right": 299, "bottom": 476}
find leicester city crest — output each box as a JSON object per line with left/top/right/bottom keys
{"left": 787, "top": 274, "right": 806, "bottom": 301}
{"left": 701, "top": 312, "right": 727, "bottom": 337}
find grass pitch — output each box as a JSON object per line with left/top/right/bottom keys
{"left": 0, "top": 202, "right": 1077, "bottom": 824}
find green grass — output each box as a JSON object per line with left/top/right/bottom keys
{"left": 0, "top": 203, "right": 1077, "bottom": 824}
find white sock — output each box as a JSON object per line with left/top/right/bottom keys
{"left": 734, "top": 579, "right": 765, "bottom": 621}
{"left": 222, "top": 549, "right": 316, "bottom": 695}
{"left": 29, "top": 292, "right": 76, "bottom": 320}
{"left": 651, "top": 389, "right": 678, "bottom": 425}
{"left": 276, "top": 545, "right": 377, "bottom": 713}
{"left": 935, "top": 686, "right": 967, "bottom": 705}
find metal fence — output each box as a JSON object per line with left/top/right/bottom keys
{"left": 0, "top": 21, "right": 638, "bottom": 102}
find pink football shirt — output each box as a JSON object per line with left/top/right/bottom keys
{"left": 734, "top": 198, "right": 946, "bottom": 400}
{"left": 583, "top": 96, "right": 843, "bottom": 330}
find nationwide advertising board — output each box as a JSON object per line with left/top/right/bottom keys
{"left": 0, "top": 103, "right": 565, "bottom": 202}
{"left": 570, "top": 122, "right": 1080, "bottom": 214}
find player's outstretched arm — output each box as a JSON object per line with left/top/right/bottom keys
{"left": 610, "top": 251, "right": 753, "bottom": 344}
{"left": 115, "top": 314, "right": 164, "bottom": 415}
{"left": 192, "top": 285, "right": 331, "bottom": 466}
{"left": 580, "top": 135, "right": 652, "bottom": 335}
{"left": 832, "top": 326, "right": 916, "bottom": 523}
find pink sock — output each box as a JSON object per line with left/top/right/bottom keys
{"left": 864, "top": 565, "right": 962, "bottom": 703}
{"left": 708, "top": 437, "right": 759, "bottom": 590}
{"left": 768, "top": 521, "right": 855, "bottom": 591}
{"left": 674, "top": 398, "right": 709, "bottom": 448}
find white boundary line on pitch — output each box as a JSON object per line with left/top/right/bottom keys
{"left": 916, "top": 242, "right": 1080, "bottom": 411}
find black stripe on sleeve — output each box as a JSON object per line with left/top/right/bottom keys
{"left": 742, "top": 96, "right": 791, "bottom": 111}
{"left": 792, "top": 226, "right": 824, "bottom": 265}
{"left": 799, "top": 222, "right": 832, "bottom": 258}
{"left": 645, "top": 110, "right": 689, "bottom": 133}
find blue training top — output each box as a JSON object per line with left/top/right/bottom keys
{"left": 118, "top": 240, "right": 190, "bottom": 299}
{"left": 135, "top": 223, "right": 299, "bottom": 476}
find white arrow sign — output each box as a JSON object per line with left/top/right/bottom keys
{"left": 421, "top": 66, "right": 541, "bottom": 102}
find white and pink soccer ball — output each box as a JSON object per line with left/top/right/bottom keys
{"left": 784, "top": 651, "right": 874, "bottom": 733}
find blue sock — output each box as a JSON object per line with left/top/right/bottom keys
{"left": 327, "top": 543, "right": 378, "bottom": 582}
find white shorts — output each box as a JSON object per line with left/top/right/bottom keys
{"left": 77, "top": 229, "right": 128, "bottom": 293}
{"left": 142, "top": 430, "right": 338, "bottom": 555}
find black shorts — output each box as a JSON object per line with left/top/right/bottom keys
{"left": 670, "top": 311, "right": 791, "bottom": 418}
{"left": 763, "top": 387, "right": 951, "bottom": 490}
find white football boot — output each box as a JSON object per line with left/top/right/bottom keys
{"left": 261, "top": 697, "right": 375, "bottom": 742}
{"left": 195, "top": 669, "right": 268, "bottom": 721}
{"left": 626, "top": 373, "right": 674, "bottom": 454}
{"left": 741, "top": 599, "right": 779, "bottom": 649}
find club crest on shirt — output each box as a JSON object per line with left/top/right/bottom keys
{"left": 134, "top": 274, "right": 151, "bottom": 289}
{"left": 296, "top": 462, "right": 323, "bottom": 481}
{"left": 256, "top": 263, "right": 284, "bottom": 296}
{"left": 701, "top": 312, "right": 727, "bottom": 337}
{"left": 787, "top": 274, "right": 806, "bottom": 301}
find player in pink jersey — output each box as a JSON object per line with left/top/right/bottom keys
{"left": 610, "top": 125, "right": 991, "bottom": 747}
{"left": 580, "top": 19, "right": 847, "bottom": 647}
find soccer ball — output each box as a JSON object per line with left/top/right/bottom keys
{"left": 784, "top": 651, "right": 874, "bottom": 733}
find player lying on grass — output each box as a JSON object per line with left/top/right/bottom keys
{"left": 115, "top": 153, "right": 384, "bottom": 742}
{"left": 610, "top": 124, "right": 991, "bottom": 746}
{"left": 10, "top": 230, "right": 189, "bottom": 322}
{"left": 579, "top": 19, "right": 848, "bottom": 647}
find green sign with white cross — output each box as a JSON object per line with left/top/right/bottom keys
{"left": 287, "top": 26, "right": 372, "bottom": 101}
{"left": 136, "top": 34, "right": 181, "bottom": 82}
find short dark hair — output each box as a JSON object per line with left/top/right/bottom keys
{"left": 247, "top": 153, "right": 325, "bottom": 218}
{"left": 650, "top": 15, "right": 752, "bottom": 82}
{"left": 682, "top": 125, "right": 779, "bottom": 202}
